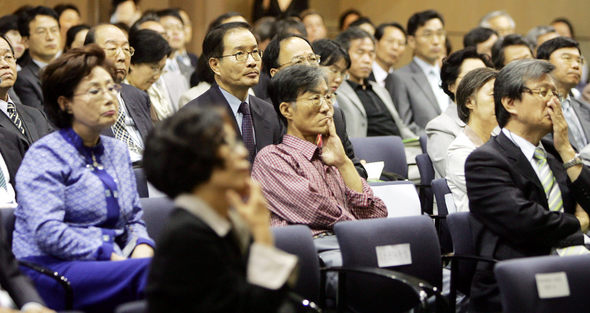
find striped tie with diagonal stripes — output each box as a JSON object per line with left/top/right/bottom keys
{"left": 111, "top": 110, "right": 142, "bottom": 154}
{"left": 533, "top": 147, "right": 563, "bottom": 212}
{"left": 6, "top": 102, "right": 25, "bottom": 136}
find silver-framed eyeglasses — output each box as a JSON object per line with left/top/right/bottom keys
{"left": 218, "top": 49, "right": 262, "bottom": 62}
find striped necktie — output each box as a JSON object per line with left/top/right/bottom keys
{"left": 6, "top": 102, "right": 25, "bottom": 136}
{"left": 0, "top": 167, "right": 6, "bottom": 191}
{"left": 111, "top": 110, "right": 142, "bottom": 154}
{"left": 533, "top": 147, "right": 563, "bottom": 212}
{"left": 238, "top": 102, "right": 256, "bottom": 162}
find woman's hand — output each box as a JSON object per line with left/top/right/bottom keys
{"left": 110, "top": 252, "right": 126, "bottom": 261}
{"left": 130, "top": 243, "right": 154, "bottom": 259}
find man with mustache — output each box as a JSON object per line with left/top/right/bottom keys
{"left": 185, "top": 22, "right": 280, "bottom": 163}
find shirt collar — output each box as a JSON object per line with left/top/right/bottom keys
{"left": 32, "top": 59, "right": 49, "bottom": 70}
{"left": 372, "top": 62, "right": 391, "bottom": 83}
{"left": 413, "top": 56, "right": 440, "bottom": 76}
{"left": 282, "top": 134, "right": 320, "bottom": 161}
{"left": 218, "top": 85, "right": 249, "bottom": 116}
{"left": 0, "top": 94, "right": 14, "bottom": 114}
{"left": 502, "top": 128, "right": 542, "bottom": 162}
{"left": 175, "top": 194, "right": 233, "bottom": 236}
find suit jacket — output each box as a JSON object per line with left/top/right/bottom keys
{"left": 13, "top": 62, "right": 43, "bottom": 110}
{"left": 567, "top": 97, "right": 590, "bottom": 151}
{"left": 425, "top": 103, "right": 465, "bottom": 177}
{"left": 336, "top": 80, "right": 415, "bottom": 139}
{"left": 184, "top": 85, "right": 282, "bottom": 153}
{"left": 101, "top": 84, "right": 153, "bottom": 141}
{"left": 0, "top": 127, "right": 27, "bottom": 189}
{"left": 146, "top": 208, "right": 287, "bottom": 313}
{"left": 385, "top": 60, "right": 441, "bottom": 135}
{"left": 0, "top": 97, "right": 53, "bottom": 145}
{"left": 465, "top": 131, "right": 590, "bottom": 312}
{"left": 0, "top": 212, "right": 45, "bottom": 308}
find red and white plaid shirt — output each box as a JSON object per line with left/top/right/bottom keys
{"left": 252, "top": 135, "right": 387, "bottom": 235}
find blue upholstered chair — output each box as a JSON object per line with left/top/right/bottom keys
{"left": 350, "top": 135, "right": 408, "bottom": 178}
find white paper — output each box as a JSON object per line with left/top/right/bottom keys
{"left": 375, "top": 243, "right": 412, "bottom": 268}
{"left": 247, "top": 243, "right": 298, "bottom": 290}
{"left": 364, "top": 161, "right": 385, "bottom": 180}
{"left": 535, "top": 272, "right": 570, "bottom": 299}
{"left": 370, "top": 183, "right": 421, "bottom": 217}
{"left": 444, "top": 193, "right": 457, "bottom": 214}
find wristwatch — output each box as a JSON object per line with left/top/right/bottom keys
{"left": 563, "top": 154, "right": 583, "bottom": 169}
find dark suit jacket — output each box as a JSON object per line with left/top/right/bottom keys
{"left": 0, "top": 127, "right": 27, "bottom": 189}
{"left": 14, "top": 62, "right": 43, "bottom": 110}
{"left": 101, "top": 84, "right": 153, "bottom": 141}
{"left": 146, "top": 208, "right": 287, "bottom": 313}
{"left": 465, "top": 131, "right": 590, "bottom": 312}
{"left": 185, "top": 85, "right": 282, "bottom": 154}
{"left": 0, "top": 98, "right": 53, "bottom": 145}
{"left": 385, "top": 60, "right": 442, "bottom": 135}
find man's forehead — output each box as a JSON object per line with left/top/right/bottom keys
{"left": 552, "top": 47, "right": 580, "bottom": 57}
{"left": 223, "top": 28, "right": 255, "bottom": 46}
{"left": 31, "top": 15, "right": 59, "bottom": 27}
{"left": 417, "top": 18, "right": 444, "bottom": 31}
{"left": 96, "top": 25, "right": 127, "bottom": 43}
{"left": 280, "top": 37, "right": 312, "bottom": 59}
{"left": 527, "top": 74, "right": 556, "bottom": 88}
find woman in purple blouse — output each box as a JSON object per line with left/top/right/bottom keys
{"left": 12, "top": 44, "right": 154, "bottom": 312}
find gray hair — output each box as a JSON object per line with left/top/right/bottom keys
{"left": 494, "top": 59, "right": 555, "bottom": 127}
{"left": 526, "top": 25, "right": 556, "bottom": 48}
{"left": 479, "top": 11, "right": 515, "bottom": 29}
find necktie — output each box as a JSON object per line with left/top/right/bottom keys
{"left": 111, "top": 110, "right": 142, "bottom": 154}
{"left": 533, "top": 147, "right": 563, "bottom": 212}
{"left": 6, "top": 102, "right": 25, "bottom": 136}
{"left": 238, "top": 102, "right": 256, "bottom": 162}
{"left": 0, "top": 167, "right": 6, "bottom": 191}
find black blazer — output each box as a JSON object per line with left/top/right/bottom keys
{"left": 0, "top": 99, "right": 52, "bottom": 145}
{"left": 146, "top": 208, "right": 287, "bottom": 313}
{"left": 13, "top": 62, "right": 43, "bottom": 110}
{"left": 101, "top": 84, "right": 153, "bottom": 140}
{"left": 0, "top": 127, "right": 27, "bottom": 189}
{"left": 184, "top": 85, "right": 282, "bottom": 153}
{"left": 465, "top": 131, "right": 590, "bottom": 312}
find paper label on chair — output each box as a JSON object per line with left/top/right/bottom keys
{"left": 375, "top": 243, "right": 412, "bottom": 268}
{"left": 535, "top": 272, "right": 570, "bottom": 299}
{"left": 444, "top": 193, "right": 457, "bottom": 214}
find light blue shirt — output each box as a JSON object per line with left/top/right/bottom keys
{"left": 413, "top": 56, "right": 450, "bottom": 112}
{"left": 219, "top": 86, "right": 256, "bottom": 144}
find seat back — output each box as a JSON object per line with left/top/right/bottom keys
{"left": 431, "top": 178, "right": 453, "bottom": 253}
{"left": 419, "top": 134, "right": 427, "bottom": 153}
{"left": 139, "top": 197, "right": 175, "bottom": 241}
{"left": 334, "top": 216, "right": 442, "bottom": 312}
{"left": 134, "top": 167, "right": 149, "bottom": 198}
{"left": 495, "top": 254, "right": 590, "bottom": 313}
{"left": 369, "top": 181, "right": 421, "bottom": 217}
{"left": 415, "top": 153, "right": 434, "bottom": 214}
{"left": 272, "top": 225, "right": 321, "bottom": 303}
{"left": 350, "top": 136, "right": 407, "bottom": 178}
{"left": 446, "top": 212, "right": 477, "bottom": 296}
{"left": 0, "top": 208, "right": 15, "bottom": 247}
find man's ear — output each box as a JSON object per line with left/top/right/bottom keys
{"left": 270, "top": 68, "right": 278, "bottom": 78}
{"left": 57, "top": 96, "right": 72, "bottom": 113}
{"left": 502, "top": 97, "right": 517, "bottom": 115}
{"left": 209, "top": 57, "right": 221, "bottom": 76}
{"left": 279, "top": 101, "right": 293, "bottom": 120}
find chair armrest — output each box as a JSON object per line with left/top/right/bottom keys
{"left": 19, "top": 260, "right": 73, "bottom": 310}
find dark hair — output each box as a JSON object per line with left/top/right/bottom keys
{"left": 129, "top": 29, "right": 171, "bottom": 64}
{"left": 463, "top": 27, "right": 498, "bottom": 48}
{"left": 494, "top": 59, "right": 555, "bottom": 127}
{"left": 18, "top": 6, "right": 60, "bottom": 37}
{"left": 157, "top": 8, "right": 184, "bottom": 25}
{"left": 129, "top": 13, "right": 159, "bottom": 35}
{"left": 207, "top": 12, "right": 245, "bottom": 32}
{"left": 64, "top": 24, "right": 89, "bottom": 51}
{"left": 0, "top": 15, "right": 20, "bottom": 36}
{"left": 536, "top": 36, "right": 580, "bottom": 60}
{"left": 42, "top": 44, "right": 116, "bottom": 129}
{"left": 339, "top": 9, "right": 360, "bottom": 31}
{"left": 269, "top": 64, "right": 327, "bottom": 125}
{"left": 275, "top": 17, "right": 307, "bottom": 37}
{"left": 113, "top": 22, "right": 130, "bottom": 35}
{"left": 261, "top": 33, "right": 310, "bottom": 77}
{"left": 406, "top": 9, "right": 444, "bottom": 36}
{"left": 551, "top": 17, "right": 575, "bottom": 39}
{"left": 375, "top": 22, "right": 406, "bottom": 41}
{"left": 491, "top": 34, "right": 532, "bottom": 69}
{"left": 312, "top": 39, "right": 351, "bottom": 69}
{"left": 53, "top": 4, "right": 80, "bottom": 19}
{"left": 334, "top": 27, "right": 374, "bottom": 52}
{"left": 201, "top": 22, "right": 252, "bottom": 65}
{"left": 440, "top": 47, "right": 493, "bottom": 101}
{"left": 349, "top": 17, "right": 374, "bottom": 29}
{"left": 143, "top": 106, "right": 226, "bottom": 198}
{"left": 190, "top": 52, "right": 215, "bottom": 86}
{"left": 0, "top": 35, "right": 15, "bottom": 56}
{"left": 456, "top": 67, "right": 498, "bottom": 123}
{"left": 253, "top": 16, "right": 276, "bottom": 45}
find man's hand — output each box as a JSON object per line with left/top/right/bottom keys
{"left": 130, "top": 243, "right": 154, "bottom": 259}
{"left": 320, "top": 119, "right": 348, "bottom": 168}
{"left": 227, "top": 180, "right": 273, "bottom": 246}
{"left": 575, "top": 204, "right": 589, "bottom": 233}
{"left": 547, "top": 97, "right": 575, "bottom": 158}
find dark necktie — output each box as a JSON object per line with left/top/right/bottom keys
{"left": 6, "top": 102, "right": 26, "bottom": 136}
{"left": 238, "top": 102, "right": 256, "bottom": 162}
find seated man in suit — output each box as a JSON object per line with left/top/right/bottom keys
{"left": 385, "top": 10, "right": 451, "bottom": 135}
{"left": 334, "top": 27, "right": 414, "bottom": 139}
{"left": 490, "top": 34, "right": 533, "bottom": 70}
{"left": 84, "top": 24, "right": 153, "bottom": 163}
{"left": 371, "top": 22, "right": 406, "bottom": 87}
{"left": 0, "top": 36, "right": 52, "bottom": 146}
{"left": 465, "top": 59, "right": 590, "bottom": 313}
{"left": 14, "top": 6, "right": 61, "bottom": 110}
{"left": 0, "top": 127, "right": 26, "bottom": 208}
{"left": 537, "top": 37, "right": 590, "bottom": 152}
{"left": 252, "top": 65, "right": 387, "bottom": 237}
{"left": 185, "top": 22, "right": 280, "bottom": 163}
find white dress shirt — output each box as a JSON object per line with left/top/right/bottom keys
{"left": 372, "top": 62, "right": 392, "bottom": 88}
{"left": 0, "top": 152, "right": 16, "bottom": 209}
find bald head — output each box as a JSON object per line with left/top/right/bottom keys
{"left": 89, "top": 24, "right": 132, "bottom": 83}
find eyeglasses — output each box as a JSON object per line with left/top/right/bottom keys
{"left": 74, "top": 83, "right": 122, "bottom": 98}
{"left": 279, "top": 53, "right": 321, "bottom": 68}
{"left": 218, "top": 49, "right": 261, "bottom": 62}
{"left": 560, "top": 54, "right": 585, "bottom": 65}
{"left": 294, "top": 93, "right": 335, "bottom": 107}
{"left": 103, "top": 45, "right": 135, "bottom": 57}
{"left": 522, "top": 86, "right": 559, "bottom": 100}
{"left": 415, "top": 30, "right": 446, "bottom": 40}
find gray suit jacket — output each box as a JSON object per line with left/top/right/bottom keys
{"left": 336, "top": 80, "right": 415, "bottom": 139}
{"left": 569, "top": 97, "right": 590, "bottom": 150}
{"left": 13, "top": 62, "right": 43, "bottom": 110}
{"left": 425, "top": 103, "right": 465, "bottom": 177}
{"left": 101, "top": 84, "right": 153, "bottom": 141}
{"left": 0, "top": 97, "right": 53, "bottom": 145}
{"left": 385, "top": 60, "right": 442, "bottom": 135}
